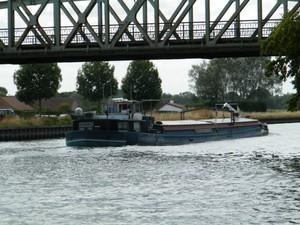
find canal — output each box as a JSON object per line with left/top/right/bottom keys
{"left": 0, "top": 123, "right": 300, "bottom": 224}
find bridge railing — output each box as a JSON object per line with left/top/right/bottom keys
{"left": 0, "top": 19, "right": 280, "bottom": 47}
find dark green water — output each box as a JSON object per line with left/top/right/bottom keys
{"left": 0, "top": 123, "right": 300, "bottom": 225}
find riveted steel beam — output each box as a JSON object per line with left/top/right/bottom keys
{"left": 251, "top": 0, "right": 300, "bottom": 38}
{"left": 159, "top": 0, "right": 187, "bottom": 40}
{"left": 63, "top": 0, "right": 100, "bottom": 47}
{"left": 110, "top": 0, "right": 146, "bottom": 47}
{"left": 161, "top": 0, "right": 197, "bottom": 46}
{"left": 0, "top": 0, "right": 299, "bottom": 63}
{"left": 117, "top": 0, "right": 153, "bottom": 46}
{"left": 205, "top": 0, "right": 210, "bottom": 44}
{"left": 212, "top": 0, "right": 250, "bottom": 44}
{"left": 15, "top": 0, "right": 52, "bottom": 48}
{"left": 154, "top": 0, "right": 159, "bottom": 44}
{"left": 257, "top": 0, "right": 262, "bottom": 39}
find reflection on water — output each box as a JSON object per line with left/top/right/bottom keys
{"left": 0, "top": 123, "right": 300, "bottom": 225}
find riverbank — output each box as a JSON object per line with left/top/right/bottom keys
{"left": 243, "top": 111, "right": 300, "bottom": 123}
{"left": 0, "top": 125, "right": 72, "bottom": 141}
{"left": 153, "top": 110, "right": 300, "bottom": 123}
{"left": 0, "top": 116, "right": 72, "bottom": 128}
{"left": 0, "top": 116, "right": 73, "bottom": 141}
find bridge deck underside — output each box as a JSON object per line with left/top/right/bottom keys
{"left": 0, "top": 40, "right": 261, "bottom": 64}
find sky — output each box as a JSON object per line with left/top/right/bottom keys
{"left": 0, "top": 59, "right": 201, "bottom": 95}
{"left": 0, "top": 0, "right": 296, "bottom": 95}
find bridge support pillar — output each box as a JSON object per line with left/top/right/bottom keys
{"left": 98, "top": 0, "right": 103, "bottom": 42}
{"left": 143, "top": 0, "right": 147, "bottom": 31}
{"left": 8, "top": 0, "right": 14, "bottom": 48}
{"left": 283, "top": 0, "right": 288, "bottom": 16}
{"left": 54, "top": 0, "right": 61, "bottom": 47}
{"left": 154, "top": 0, "right": 159, "bottom": 45}
{"left": 235, "top": 0, "right": 241, "bottom": 38}
{"left": 257, "top": 0, "right": 262, "bottom": 39}
{"left": 189, "top": 0, "right": 194, "bottom": 39}
{"left": 205, "top": 0, "right": 210, "bottom": 44}
{"left": 105, "top": 0, "right": 110, "bottom": 46}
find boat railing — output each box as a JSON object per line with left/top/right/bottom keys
{"left": 215, "top": 103, "right": 240, "bottom": 124}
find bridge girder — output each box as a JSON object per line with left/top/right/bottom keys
{"left": 0, "top": 0, "right": 299, "bottom": 64}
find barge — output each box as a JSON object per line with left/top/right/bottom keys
{"left": 66, "top": 100, "right": 268, "bottom": 147}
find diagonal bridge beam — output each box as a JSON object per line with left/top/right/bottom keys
{"left": 0, "top": 0, "right": 299, "bottom": 63}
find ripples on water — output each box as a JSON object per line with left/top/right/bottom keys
{"left": 0, "top": 123, "right": 300, "bottom": 225}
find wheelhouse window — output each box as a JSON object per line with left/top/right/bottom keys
{"left": 133, "top": 122, "right": 141, "bottom": 132}
{"left": 79, "top": 122, "right": 94, "bottom": 131}
{"left": 118, "top": 122, "right": 128, "bottom": 132}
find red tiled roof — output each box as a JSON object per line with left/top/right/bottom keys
{"left": 0, "top": 96, "right": 34, "bottom": 111}
{"left": 0, "top": 98, "right": 11, "bottom": 109}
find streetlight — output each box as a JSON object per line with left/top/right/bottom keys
{"left": 102, "top": 79, "right": 115, "bottom": 113}
{"left": 130, "top": 75, "right": 142, "bottom": 100}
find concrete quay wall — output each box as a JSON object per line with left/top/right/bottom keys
{"left": 0, "top": 126, "right": 72, "bottom": 141}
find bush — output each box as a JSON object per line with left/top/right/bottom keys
{"left": 238, "top": 101, "right": 267, "bottom": 112}
{"left": 58, "top": 103, "right": 72, "bottom": 114}
{"left": 0, "top": 115, "right": 72, "bottom": 128}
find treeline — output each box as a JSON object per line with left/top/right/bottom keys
{"left": 4, "top": 60, "right": 162, "bottom": 114}
{"left": 162, "top": 92, "right": 291, "bottom": 111}
{"left": 187, "top": 57, "right": 288, "bottom": 112}
{"left": 0, "top": 57, "right": 296, "bottom": 114}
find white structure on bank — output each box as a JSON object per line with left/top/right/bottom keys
{"left": 158, "top": 101, "right": 186, "bottom": 113}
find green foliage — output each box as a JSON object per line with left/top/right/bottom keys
{"left": 0, "top": 115, "right": 72, "bottom": 128}
{"left": 238, "top": 101, "right": 267, "bottom": 112}
{"left": 162, "top": 92, "right": 199, "bottom": 107}
{"left": 77, "top": 61, "right": 118, "bottom": 111}
{"left": 122, "top": 60, "right": 162, "bottom": 101}
{"left": 15, "top": 110, "right": 36, "bottom": 118}
{"left": 41, "top": 116, "right": 72, "bottom": 126}
{"left": 262, "top": 12, "right": 300, "bottom": 111}
{"left": 287, "top": 94, "right": 300, "bottom": 111}
{"left": 189, "top": 60, "right": 228, "bottom": 103}
{"left": 14, "top": 63, "right": 62, "bottom": 114}
{"left": 57, "top": 91, "right": 99, "bottom": 112}
{"left": 189, "top": 58, "right": 282, "bottom": 105}
{"left": 58, "top": 102, "right": 72, "bottom": 114}
{"left": 0, "top": 86, "right": 7, "bottom": 96}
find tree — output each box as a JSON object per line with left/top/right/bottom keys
{"left": 162, "top": 92, "right": 197, "bottom": 106}
{"left": 76, "top": 61, "right": 118, "bottom": 111}
{"left": 227, "top": 58, "right": 281, "bottom": 99}
{"left": 189, "top": 58, "right": 282, "bottom": 104}
{"left": 262, "top": 12, "right": 300, "bottom": 111}
{"left": 0, "top": 86, "right": 7, "bottom": 96}
{"left": 14, "top": 64, "right": 62, "bottom": 114}
{"left": 189, "top": 59, "right": 230, "bottom": 104}
{"left": 122, "top": 60, "right": 162, "bottom": 101}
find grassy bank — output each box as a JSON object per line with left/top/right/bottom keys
{"left": 243, "top": 111, "right": 300, "bottom": 121}
{"left": 152, "top": 110, "right": 300, "bottom": 122}
{"left": 0, "top": 116, "right": 72, "bottom": 129}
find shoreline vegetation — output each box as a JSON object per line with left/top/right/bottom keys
{"left": 0, "top": 116, "right": 72, "bottom": 129}
{"left": 1, "top": 110, "right": 300, "bottom": 129}
{"left": 152, "top": 110, "right": 300, "bottom": 123}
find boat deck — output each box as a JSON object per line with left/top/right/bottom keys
{"left": 160, "top": 118, "right": 260, "bottom": 131}
{"left": 161, "top": 118, "right": 258, "bottom": 125}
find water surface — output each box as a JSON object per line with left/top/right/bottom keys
{"left": 0, "top": 123, "right": 300, "bottom": 225}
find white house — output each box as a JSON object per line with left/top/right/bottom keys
{"left": 158, "top": 101, "right": 186, "bottom": 113}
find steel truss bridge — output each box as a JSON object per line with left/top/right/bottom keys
{"left": 0, "top": 0, "right": 299, "bottom": 64}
